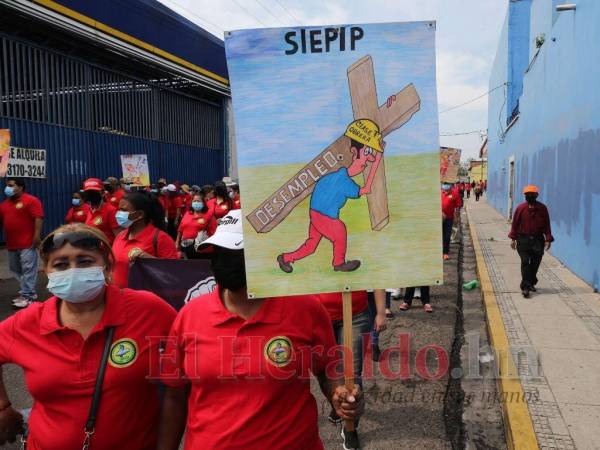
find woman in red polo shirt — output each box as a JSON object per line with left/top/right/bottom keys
{"left": 156, "top": 210, "right": 363, "bottom": 450}
{"left": 0, "top": 223, "right": 176, "bottom": 449}
{"left": 64, "top": 191, "right": 89, "bottom": 224}
{"left": 206, "top": 181, "right": 232, "bottom": 219}
{"left": 175, "top": 193, "right": 216, "bottom": 259}
{"left": 112, "top": 192, "right": 178, "bottom": 288}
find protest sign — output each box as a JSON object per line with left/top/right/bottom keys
{"left": 0, "top": 129, "right": 9, "bottom": 177}
{"left": 120, "top": 154, "right": 150, "bottom": 186}
{"left": 225, "top": 22, "right": 443, "bottom": 298}
{"left": 440, "top": 147, "right": 462, "bottom": 183}
{"left": 128, "top": 258, "right": 214, "bottom": 311}
{"left": 6, "top": 146, "right": 46, "bottom": 178}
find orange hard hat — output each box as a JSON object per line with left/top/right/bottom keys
{"left": 523, "top": 185, "right": 539, "bottom": 194}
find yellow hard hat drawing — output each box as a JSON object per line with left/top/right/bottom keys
{"left": 344, "top": 118, "right": 384, "bottom": 152}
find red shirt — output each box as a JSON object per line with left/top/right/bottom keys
{"left": 232, "top": 194, "right": 242, "bottom": 210}
{"left": 85, "top": 202, "right": 119, "bottom": 244}
{"left": 451, "top": 186, "right": 463, "bottom": 208}
{"left": 178, "top": 211, "right": 217, "bottom": 240}
{"left": 316, "top": 291, "right": 369, "bottom": 322}
{"left": 162, "top": 289, "right": 337, "bottom": 450}
{"left": 158, "top": 195, "right": 170, "bottom": 215}
{"left": 0, "top": 285, "right": 176, "bottom": 450}
{"left": 466, "top": 183, "right": 472, "bottom": 191}
{"left": 181, "top": 193, "right": 192, "bottom": 209}
{"left": 106, "top": 188, "right": 125, "bottom": 209}
{"left": 167, "top": 195, "right": 184, "bottom": 219}
{"left": 112, "top": 223, "right": 179, "bottom": 288}
{"left": 441, "top": 192, "right": 458, "bottom": 219}
{"left": 0, "top": 193, "right": 44, "bottom": 250}
{"left": 509, "top": 201, "right": 554, "bottom": 242}
{"left": 207, "top": 197, "right": 231, "bottom": 219}
{"left": 65, "top": 204, "right": 90, "bottom": 224}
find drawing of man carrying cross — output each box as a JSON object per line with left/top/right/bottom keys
{"left": 277, "top": 118, "right": 388, "bottom": 273}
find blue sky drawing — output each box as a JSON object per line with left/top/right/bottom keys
{"left": 225, "top": 21, "right": 439, "bottom": 168}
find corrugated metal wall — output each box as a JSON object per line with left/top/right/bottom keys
{"left": 0, "top": 34, "right": 223, "bottom": 148}
{"left": 0, "top": 117, "right": 224, "bottom": 234}
{"left": 0, "top": 34, "right": 225, "bottom": 235}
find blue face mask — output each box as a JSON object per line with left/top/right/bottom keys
{"left": 115, "top": 210, "right": 133, "bottom": 228}
{"left": 47, "top": 267, "right": 106, "bottom": 303}
{"left": 124, "top": 184, "right": 132, "bottom": 192}
{"left": 72, "top": 198, "right": 82, "bottom": 207}
{"left": 4, "top": 186, "right": 15, "bottom": 197}
{"left": 150, "top": 189, "right": 158, "bottom": 194}
{"left": 192, "top": 201, "right": 204, "bottom": 211}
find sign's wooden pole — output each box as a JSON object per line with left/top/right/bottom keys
{"left": 342, "top": 290, "right": 355, "bottom": 433}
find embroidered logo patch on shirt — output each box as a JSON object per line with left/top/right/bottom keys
{"left": 264, "top": 336, "right": 293, "bottom": 367}
{"left": 93, "top": 216, "right": 103, "bottom": 225}
{"left": 109, "top": 338, "right": 138, "bottom": 368}
{"left": 15, "top": 202, "right": 23, "bottom": 209}
{"left": 128, "top": 248, "right": 143, "bottom": 260}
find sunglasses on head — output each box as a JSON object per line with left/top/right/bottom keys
{"left": 42, "top": 231, "right": 103, "bottom": 254}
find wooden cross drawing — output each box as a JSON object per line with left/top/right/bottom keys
{"left": 247, "top": 55, "right": 421, "bottom": 233}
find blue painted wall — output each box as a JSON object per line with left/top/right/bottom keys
{"left": 487, "top": 0, "right": 600, "bottom": 290}
{"left": 507, "top": 0, "right": 532, "bottom": 121}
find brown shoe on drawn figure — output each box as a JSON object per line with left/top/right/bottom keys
{"left": 334, "top": 260, "right": 361, "bottom": 272}
{"left": 277, "top": 254, "right": 293, "bottom": 273}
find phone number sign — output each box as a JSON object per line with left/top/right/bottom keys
{"left": 7, "top": 147, "right": 46, "bottom": 178}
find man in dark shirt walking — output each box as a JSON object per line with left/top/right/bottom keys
{"left": 509, "top": 185, "right": 554, "bottom": 298}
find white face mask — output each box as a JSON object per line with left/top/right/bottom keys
{"left": 47, "top": 267, "right": 106, "bottom": 303}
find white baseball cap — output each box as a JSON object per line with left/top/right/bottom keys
{"left": 222, "top": 176, "right": 238, "bottom": 187}
{"left": 166, "top": 184, "right": 177, "bottom": 192}
{"left": 200, "top": 209, "right": 244, "bottom": 250}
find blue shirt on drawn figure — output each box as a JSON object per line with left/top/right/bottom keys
{"left": 310, "top": 168, "right": 360, "bottom": 220}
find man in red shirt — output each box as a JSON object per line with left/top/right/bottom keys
{"left": 0, "top": 178, "right": 44, "bottom": 308}
{"left": 83, "top": 178, "right": 120, "bottom": 244}
{"left": 509, "top": 185, "right": 554, "bottom": 298}
{"left": 103, "top": 177, "right": 125, "bottom": 208}
{"left": 441, "top": 184, "right": 459, "bottom": 260}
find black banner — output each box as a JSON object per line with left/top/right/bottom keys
{"left": 128, "top": 258, "right": 215, "bottom": 311}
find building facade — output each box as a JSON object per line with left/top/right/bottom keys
{"left": 487, "top": 0, "right": 600, "bottom": 289}
{"left": 468, "top": 160, "right": 488, "bottom": 184}
{"left": 0, "top": 0, "right": 231, "bottom": 233}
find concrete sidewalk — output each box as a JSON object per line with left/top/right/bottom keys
{"left": 468, "top": 198, "right": 600, "bottom": 450}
